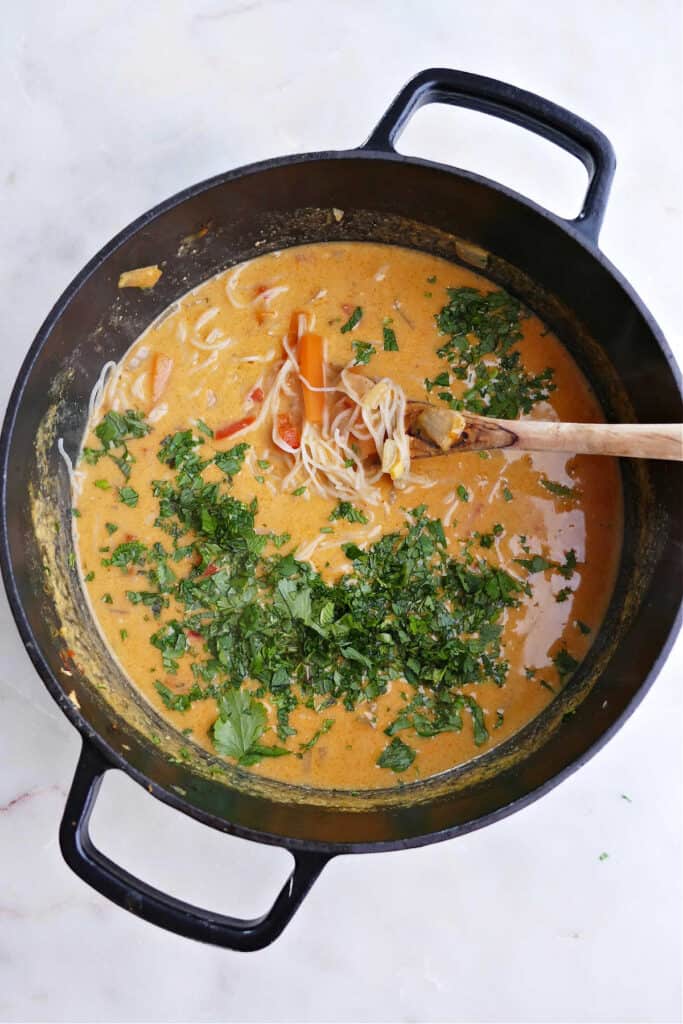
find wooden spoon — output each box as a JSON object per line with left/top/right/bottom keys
{"left": 403, "top": 399, "right": 683, "bottom": 461}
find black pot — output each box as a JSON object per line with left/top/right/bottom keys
{"left": 2, "top": 69, "right": 681, "bottom": 951}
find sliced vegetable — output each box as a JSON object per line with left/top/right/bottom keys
{"left": 277, "top": 412, "right": 301, "bottom": 450}
{"left": 215, "top": 415, "right": 256, "bottom": 440}
{"left": 299, "top": 332, "right": 325, "bottom": 424}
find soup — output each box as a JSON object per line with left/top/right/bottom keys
{"left": 72, "top": 243, "right": 622, "bottom": 789}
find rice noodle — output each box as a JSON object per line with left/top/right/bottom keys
{"left": 189, "top": 329, "right": 235, "bottom": 353}
{"left": 148, "top": 403, "right": 168, "bottom": 423}
{"left": 57, "top": 437, "right": 84, "bottom": 496}
{"left": 233, "top": 349, "right": 276, "bottom": 364}
{"left": 195, "top": 307, "right": 219, "bottom": 332}
{"left": 88, "top": 360, "right": 116, "bottom": 419}
{"left": 131, "top": 371, "right": 148, "bottom": 402}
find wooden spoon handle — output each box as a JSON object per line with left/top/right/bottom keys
{"left": 466, "top": 415, "right": 683, "bottom": 460}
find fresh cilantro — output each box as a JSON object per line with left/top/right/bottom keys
{"left": 196, "top": 419, "right": 214, "bottom": 438}
{"left": 102, "top": 593, "right": 113, "bottom": 604}
{"left": 576, "top": 620, "right": 591, "bottom": 635}
{"left": 84, "top": 571, "right": 95, "bottom": 582}
{"left": 340, "top": 306, "right": 363, "bottom": 333}
{"left": 555, "top": 586, "right": 572, "bottom": 603}
{"left": 105, "top": 540, "right": 147, "bottom": 570}
{"left": 383, "top": 325, "right": 399, "bottom": 351}
{"left": 212, "top": 689, "right": 289, "bottom": 765}
{"left": 553, "top": 647, "right": 580, "bottom": 681}
{"left": 515, "top": 554, "right": 553, "bottom": 574}
{"left": 329, "top": 501, "right": 369, "bottom": 525}
{"left": 214, "top": 443, "right": 249, "bottom": 479}
{"left": 352, "top": 341, "right": 376, "bottom": 366}
{"left": 433, "top": 288, "right": 555, "bottom": 418}
{"left": 120, "top": 629, "right": 128, "bottom": 641}
{"left": 94, "top": 479, "right": 110, "bottom": 490}
{"left": 119, "top": 486, "right": 139, "bottom": 507}
{"left": 457, "top": 484, "right": 470, "bottom": 503}
{"left": 502, "top": 485, "right": 513, "bottom": 502}
{"left": 298, "top": 718, "right": 334, "bottom": 756}
{"left": 105, "top": 522, "right": 118, "bottom": 536}
{"left": 377, "top": 736, "right": 416, "bottom": 773}
{"left": 541, "top": 478, "right": 578, "bottom": 499}
{"left": 292, "top": 486, "right": 306, "bottom": 497}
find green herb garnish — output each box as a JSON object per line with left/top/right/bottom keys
{"left": 377, "top": 736, "right": 416, "bottom": 773}
{"left": 352, "top": 341, "right": 376, "bottom": 366}
{"left": 340, "top": 306, "right": 363, "bottom": 333}
{"left": 329, "top": 501, "right": 369, "bottom": 525}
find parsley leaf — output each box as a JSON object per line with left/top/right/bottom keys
{"left": 212, "top": 689, "right": 289, "bottom": 765}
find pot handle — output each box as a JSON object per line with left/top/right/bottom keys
{"left": 363, "top": 68, "right": 615, "bottom": 242}
{"left": 60, "top": 740, "right": 333, "bottom": 951}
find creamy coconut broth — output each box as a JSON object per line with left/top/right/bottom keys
{"left": 72, "top": 243, "right": 622, "bottom": 789}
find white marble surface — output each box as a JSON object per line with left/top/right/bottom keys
{"left": 1, "top": 2, "right": 681, "bottom": 1022}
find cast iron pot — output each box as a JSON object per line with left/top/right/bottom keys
{"left": 1, "top": 69, "right": 681, "bottom": 951}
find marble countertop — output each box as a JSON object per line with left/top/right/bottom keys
{"left": 1, "top": 3, "right": 680, "bottom": 1022}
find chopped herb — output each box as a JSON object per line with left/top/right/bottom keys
{"left": 515, "top": 554, "right": 553, "bottom": 574}
{"left": 292, "top": 486, "right": 306, "bottom": 497}
{"left": 502, "top": 485, "right": 513, "bottom": 502}
{"left": 457, "top": 484, "right": 469, "bottom": 502}
{"left": 120, "top": 629, "right": 128, "bottom": 641}
{"left": 352, "top": 340, "right": 376, "bottom": 366}
{"left": 340, "top": 306, "right": 363, "bottom": 333}
{"left": 541, "top": 478, "right": 578, "bottom": 499}
{"left": 553, "top": 647, "right": 580, "bottom": 681}
{"left": 84, "top": 571, "right": 95, "bottom": 582}
{"left": 427, "top": 275, "right": 437, "bottom": 284}
{"left": 555, "top": 586, "right": 572, "bottom": 603}
{"left": 424, "top": 371, "right": 450, "bottom": 392}
{"left": 94, "top": 479, "right": 110, "bottom": 490}
{"left": 539, "top": 679, "right": 556, "bottom": 693}
{"left": 196, "top": 419, "right": 214, "bottom": 438}
{"left": 329, "top": 501, "right": 369, "bottom": 525}
{"left": 493, "top": 710, "right": 505, "bottom": 729}
{"left": 377, "top": 736, "right": 416, "bottom": 773}
{"left": 214, "top": 443, "right": 249, "bottom": 479}
{"left": 105, "top": 522, "right": 118, "bottom": 536}
{"left": 320, "top": 526, "right": 334, "bottom": 534}
{"left": 382, "top": 325, "right": 399, "bottom": 351}
{"left": 557, "top": 549, "right": 578, "bottom": 580}
{"left": 576, "top": 620, "right": 591, "bottom": 635}
{"left": 298, "top": 718, "right": 334, "bottom": 756}
{"left": 119, "top": 486, "right": 139, "bottom": 507}
{"left": 102, "top": 593, "right": 113, "bottom": 604}
{"left": 72, "top": 508, "right": 81, "bottom": 518}
{"left": 433, "top": 288, "right": 555, "bottom": 418}
{"left": 621, "top": 794, "right": 632, "bottom": 803}
{"left": 257, "top": 459, "right": 270, "bottom": 470}
{"left": 598, "top": 852, "right": 609, "bottom": 861}
{"left": 212, "top": 689, "right": 289, "bottom": 765}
